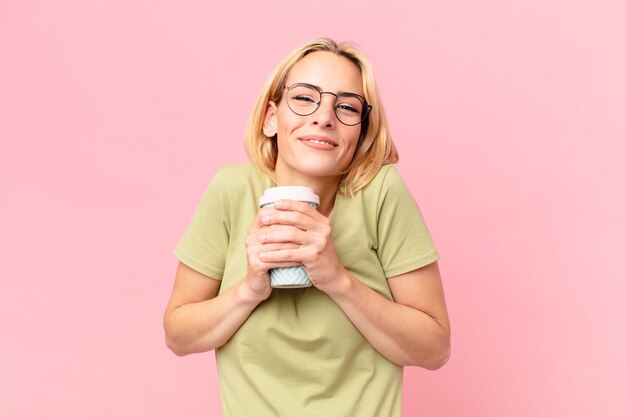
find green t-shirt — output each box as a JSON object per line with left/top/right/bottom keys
{"left": 174, "top": 163, "right": 439, "bottom": 417}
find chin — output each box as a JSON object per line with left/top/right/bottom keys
{"left": 276, "top": 151, "right": 353, "bottom": 182}
{"left": 298, "top": 158, "right": 348, "bottom": 178}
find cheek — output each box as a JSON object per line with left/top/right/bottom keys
{"left": 345, "top": 128, "right": 362, "bottom": 150}
{"left": 275, "top": 105, "right": 304, "bottom": 132}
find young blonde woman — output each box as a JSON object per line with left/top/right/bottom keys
{"left": 164, "top": 37, "right": 450, "bottom": 417}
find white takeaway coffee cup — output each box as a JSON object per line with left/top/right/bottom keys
{"left": 259, "top": 186, "right": 320, "bottom": 288}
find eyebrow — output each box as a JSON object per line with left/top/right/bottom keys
{"left": 301, "top": 82, "right": 363, "bottom": 97}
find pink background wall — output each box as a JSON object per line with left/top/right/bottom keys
{"left": 2, "top": 1, "right": 625, "bottom": 416}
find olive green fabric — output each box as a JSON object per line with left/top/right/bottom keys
{"left": 174, "top": 163, "right": 439, "bottom": 417}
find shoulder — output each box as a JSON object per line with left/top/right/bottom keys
{"left": 340, "top": 165, "right": 406, "bottom": 222}
{"left": 359, "top": 164, "right": 406, "bottom": 200}
{"left": 216, "top": 162, "right": 264, "bottom": 180}
{"left": 212, "top": 162, "right": 268, "bottom": 189}
{"left": 359, "top": 165, "right": 422, "bottom": 220}
{"left": 210, "top": 162, "right": 272, "bottom": 206}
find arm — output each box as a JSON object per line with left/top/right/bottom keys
{"left": 256, "top": 199, "right": 450, "bottom": 369}
{"left": 325, "top": 261, "right": 450, "bottom": 369}
{"left": 164, "top": 208, "right": 303, "bottom": 356}
{"left": 163, "top": 262, "right": 266, "bottom": 356}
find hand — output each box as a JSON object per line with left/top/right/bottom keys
{"left": 256, "top": 199, "right": 348, "bottom": 294}
{"left": 243, "top": 207, "right": 302, "bottom": 301}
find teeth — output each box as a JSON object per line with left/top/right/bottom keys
{"left": 308, "top": 139, "right": 331, "bottom": 145}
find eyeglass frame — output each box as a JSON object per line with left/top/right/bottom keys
{"left": 282, "top": 83, "right": 373, "bottom": 126}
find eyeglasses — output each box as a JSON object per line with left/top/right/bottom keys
{"left": 283, "top": 83, "right": 372, "bottom": 126}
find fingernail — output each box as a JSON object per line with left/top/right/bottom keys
{"left": 262, "top": 215, "right": 270, "bottom": 223}
{"left": 274, "top": 200, "right": 283, "bottom": 207}
{"left": 259, "top": 252, "right": 267, "bottom": 260}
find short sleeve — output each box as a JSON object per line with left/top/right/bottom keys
{"left": 173, "top": 169, "right": 230, "bottom": 279}
{"left": 375, "top": 166, "right": 439, "bottom": 277}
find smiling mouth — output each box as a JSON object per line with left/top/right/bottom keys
{"left": 300, "top": 138, "right": 338, "bottom": 147}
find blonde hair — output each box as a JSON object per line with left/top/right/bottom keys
{"left": 244, "top": 37, "right": 398, "bottom": 195}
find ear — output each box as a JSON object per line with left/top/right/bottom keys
{"left": 262, "top": 102, "right": 278, "bottom": 137}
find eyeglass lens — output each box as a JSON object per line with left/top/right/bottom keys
{"left": 286, "top": 84, "right": 366, "bottom": 126}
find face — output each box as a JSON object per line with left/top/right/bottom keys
{"left": 263, "top": 51, "right": 364, "bottom": 185}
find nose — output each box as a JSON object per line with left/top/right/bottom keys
{"left": 311, "top": 92, "right": 337, "bottom": 127}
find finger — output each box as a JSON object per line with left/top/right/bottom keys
{"left": 263, "top": 261, "right": 303, "bottom": 268}
{"left": 259, "top": 226, "right": 310, "bottom": 247}
{"left": 272, "top": 199, "right": 323, "bottom": 218}
{"left": 259, "top": 247, "right": 302, "bottom": 263}
{"left": 247, "top": 237, "right": 301, "bottom": 253}
{"left": 258, "top": 225, "right": 307, "bottom": 245}
{"left": 247, "top": 243, "right": 301, "bottom": 271}
{"left": 261, "top": 209, "right": 325, "bottom": 231}
{"left": 248, "top": 207, "right": 279, "bottom": 231}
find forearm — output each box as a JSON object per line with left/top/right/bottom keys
{"left": 328, "top": 270, "right": 450, "bottom": 369}
{"left": 164, "top": 280, "right": 264, "bottom": 356}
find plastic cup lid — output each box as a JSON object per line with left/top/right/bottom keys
{"left": 259, "top": 186, "right": 320, "bottom": 206}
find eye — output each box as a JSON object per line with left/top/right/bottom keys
{"left": 336, "top": 103, "right": 359, "bottom": 114}
{"left": 293, "top": 95, "right": 317, "bottom": 103}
